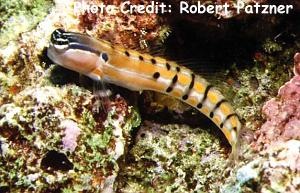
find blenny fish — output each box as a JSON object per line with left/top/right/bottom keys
{"left": 47, "top": 29, "right": 242, "bottom": 157}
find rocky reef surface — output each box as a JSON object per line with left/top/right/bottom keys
{"left": 222, "top": 54, "right": 300, "bottom": 193}
{"left": 0, "top": 84, "right": 140, "bottom": 192}
{"left": 0, "top": 0, "right": 300, "bottom": 192}
{"left": 117, "top": 122, "right": 228, "bottom": 193}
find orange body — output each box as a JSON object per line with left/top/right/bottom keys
{"left": 48, "top": 29, "right": 241, "bottom": 157}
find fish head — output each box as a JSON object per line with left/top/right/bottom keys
{"left": 48, "top": 29, "right": 104, "bottom": 81}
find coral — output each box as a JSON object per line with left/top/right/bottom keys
{"left": 222, "top": 37, "right": 296, "bottom": 132}
{"left": 223, "top": 53, "right": 300, "bottom": 193}
{"left": 253, "top": 70, "right": 300, "bottom": 149}
{"left": 0, "top": 0, "right": 53, "bottom": 47}
{"left": 0, "top": 84, "right": 140, "bottom": 192}
{"left": 294, "top": 52, "right": 300, "bottom": 75}
{"left": 61, "top": 120, "right": 81, "bottom": 152}
{"left": 0, "top": 0, "right": 300, "bottom": 192}
{"left": 77, "top": 0, "right": 170, "bottom": 49}
{"left": 117, "top": 122, "right": 229, "bottom": 193}
{"left": 222, "top": 140, "right": 300, "bottom": 193}
{"left": 0, "top": 0, "right": 167, "bottom": 191}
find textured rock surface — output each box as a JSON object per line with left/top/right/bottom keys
{"left": 254, "top": 68, "right": 300, "bottom": 149}
{"left": 117, "top": 122, "right": 229, "bottom": 193}
{"left": 0, "top": 0, "right": 53, "bottom": 47}
{"left": 0, "top": 0, "right": 146, "bottom": 191}
{"left": 77, "top": 0, "right": 170, "bottom": 49}
{"left": 0, "top": 0, "right": 300, "bottom": 192}
{"left": 0, "top": 84, "right": 141, "bottom": 192}
{"left": 222, "top": 54, "right": 300, "bottom": 193}
{"left": 294, "top": 53, "right": 300, "bottom": 75}
{"left": 222, "top": 140, "right": 300, "bottom": 193}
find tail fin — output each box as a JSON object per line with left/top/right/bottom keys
{"left": 229, "top": 127, "right": 241, "bottom": 164}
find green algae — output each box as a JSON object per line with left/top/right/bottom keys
{"left": 263, "top": 38, "right": 283, "bottom": 54}
{"left": 81, "top": 109, "right": 97, "bottom": 131}
{"left": 0, "top": 84, "right": 141, "bottom": 192}
{"left": 212, "top": 37, "right": 298, "bottom": 131}
{"left": 117, "top": 123, "right": 228, "bottom": 193}
{"left": 117, "top": 28, "right": 300, "bottom": 193}
{"left": 0, "top": 1, "right": 299, "bottom": 192}
{"left": 83, "top": 109, "right": 113, "bottom": 152}
{"left": 0, "top": 0, "right": 53, "bottom": 47}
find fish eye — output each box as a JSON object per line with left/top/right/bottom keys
{"left": 100, "top": 52, "right": 109, "bottom": 62}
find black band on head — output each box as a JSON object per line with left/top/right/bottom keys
{"left": 51, "top": 29, "right": 69, "bottom": 45}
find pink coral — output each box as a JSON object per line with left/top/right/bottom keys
{"left": 294, "top": 53, "right": 300, "bottom": 75}
{"left": 246, "top": 55, "right": 300, "bottom": 192}
{"left": 61, "top": 120, "right": 81, "bottom": 152}
{"left": 253, "top": 55, "right": 300, "bottom": 150}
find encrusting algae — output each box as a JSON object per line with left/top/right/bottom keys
{"left": 0, "top": 84, "right": 141, "bottom": 192}
{"left": 0, "top": 0, "right": 300, "bottom": 192}
{"left": 117, "top": 122, "right": 229, "bottom": 193}
{"left": 47, "top": 29, "right": 241, "bottom": 158}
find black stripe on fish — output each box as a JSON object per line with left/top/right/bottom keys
{"left": 209, "top": 99, "right": 228, "bottom": 118}
{"left": 220, "top": 113, "right": 238, "bottom": 129}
